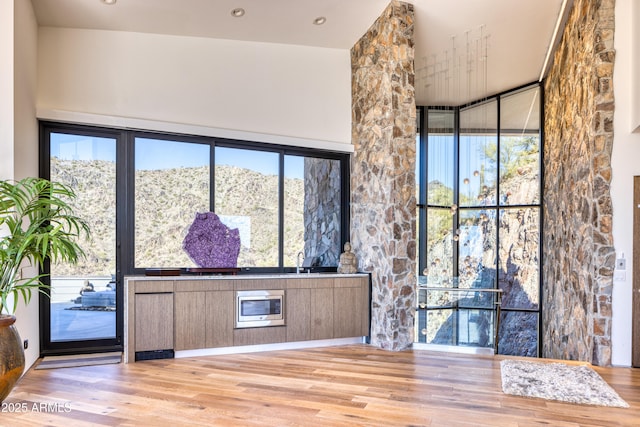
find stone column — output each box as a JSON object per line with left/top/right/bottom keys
{"left": 543, "top": 0, "right": 616, "bottom": 366}
{"left": 350, "top": 1, "right": 416, "bottom": 350}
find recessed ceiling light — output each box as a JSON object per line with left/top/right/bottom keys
{"left": 231, "top": 8, "right": 245, "bottom": 18}
{"left": 313, "top": 16, "right": 327, "bottom": 25}
{"left": 101, "top": 0, "right": 117, "bottom": 5}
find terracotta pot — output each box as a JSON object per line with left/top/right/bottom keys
{"left": 0, "top": 315, "right": 25, "bottom": 403}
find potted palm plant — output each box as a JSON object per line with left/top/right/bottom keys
{"left": 0, "top": 177, "right": 89, "bottom": 402}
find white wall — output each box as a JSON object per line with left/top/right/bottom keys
{"left": 0, "top": 0, "right": 14, "bottom": 179}
{"left": 0, "top": 0, "right": 39, "bottom": 370}
{"left": 12, "top": 0, "right": 39, "bottom": 370}
{"left": 611, "top": 0, "right": 640, "bottom": 367}
{"left": 37, "top": 28, "right": 353, "bottom": 151}
{"left": 14, "top": 0, "right": 38, "bottom": 180}
{"left": 631, "top": 0, "right": 640, "bottom": 133}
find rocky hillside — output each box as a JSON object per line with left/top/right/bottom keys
{"left": 421, "top": 144, "right": 540, "bottom": 356}
{"left": 50, "top": 158, "right": 304, "bottom": 275}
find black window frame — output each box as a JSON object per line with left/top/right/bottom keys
{"left": 39, "top": 121, "right": 351, "bottom": 355}
{"left": 416, "top": 81, "right": 544, "bottom": 357}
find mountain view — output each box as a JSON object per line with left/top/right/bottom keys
{"left": 50, "top": 158, "right": 304, "bottom": 275}
{"left": 419, "top": 135, "right": 541, "bottom": 356}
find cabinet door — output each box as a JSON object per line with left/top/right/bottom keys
{"left": 333, "top": 286, "right": 362, "bottom": 338}
{"left": 286, "top": 288, "right": 311, "bottom": 342}
{"left": 206, "top": 290, "right": 234, "bottom": 348}
{"left": 333, "top": 277, "right": 370, "bottom": 338}
{"left": 135, "top": 293, "right": 174, "bottom": 352}
{"left": 310, "top": 287, "right": 334, "bottom": 340}
{"left": 174, "top": 292, "right": 206, "bottom": 350}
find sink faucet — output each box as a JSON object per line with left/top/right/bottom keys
{"left": 296, "top": 251, "right": 304, "bottom": 274}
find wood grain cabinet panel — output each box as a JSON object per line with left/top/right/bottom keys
{"left": 135, "top": 280, "right": 174, "bottom": 293}
{"left": 286, "top": 288, "right": 311, "bottom": 342}
{"left": 234, "top": 326, "right": 286, "bottom": 346}
{"left": 174, "top": 291, "right": 206, "bottom": 350}
{"left": 135, "top": 293, "right": 174, "bottom": 352}
{"left": 333, "top": 287, "right": 362, "bottom": 338}
{"left": 206, "top": 290, "right": 234, "bottom": 348}
{"left": 333, "top": 277, "right": 370, "bottom": 338}
{"left": 174, "top": 290, "right": 235, "bottom": 350}
{"left": 310, "top": 287, "right": 334, "bottom": 340}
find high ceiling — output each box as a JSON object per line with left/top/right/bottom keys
{"left": 31, "top": 0, "right": 568, "bottom": 106}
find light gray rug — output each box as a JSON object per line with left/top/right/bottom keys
{"left": 500, "top": 359, "right": 629, "bottom": 408}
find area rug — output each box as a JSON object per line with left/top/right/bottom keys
{"left": 500, "top": 359, "right": 629, "bottom": 408}
{"left": 35, "top": 352, "right": 121, "bottom": 370}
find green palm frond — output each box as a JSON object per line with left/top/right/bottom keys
{"left": 0, "top": 177, "right": 90, "bottom": 314}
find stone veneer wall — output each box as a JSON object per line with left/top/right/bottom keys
{"left": 303, "top": 158, "right": 341, "bottom": 266}
{"left": 350, "top": 1, "right": 416, "bottom": 350}
{"left": 543, "top": 0, "right": 616, "bottom": 365}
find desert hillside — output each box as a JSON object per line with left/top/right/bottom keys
{"left": 50, "top": 158, "right": 304, "bottom": 275}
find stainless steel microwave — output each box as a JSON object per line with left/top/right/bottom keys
{"left": 235, "top": 290, "right": 285, "bottom": 328}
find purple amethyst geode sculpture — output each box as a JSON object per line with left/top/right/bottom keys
{"left": 183, "top": 212, "right": 241, "bottom": 268}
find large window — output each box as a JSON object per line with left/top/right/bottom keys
{"left": 132, "top": 136, "right": 347, "bottom": 272}
{"left": 40, "top": 123, "right": 350, "bottom": 354}
{"left": 135, "top": 137, "right": 210, "bottom": 268}
{"left": 214, "top": 146, "right": 279, "bottom": 267}
{"left": 416, "top": 83, "right": 542, "bottom": 357}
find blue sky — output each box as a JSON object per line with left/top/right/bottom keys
{"left": 51, "top": 134, "right": 304, "bottom": 179}
{"left": 51, "top": 133, "right": 116, "bottom": 162}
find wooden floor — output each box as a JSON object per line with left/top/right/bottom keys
{"left": 3, "top": 344, "right": 640, "bottom": 426}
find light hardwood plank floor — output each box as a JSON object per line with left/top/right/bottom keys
{"left": 2, "top": 344, "right": 639, "bottom": 426}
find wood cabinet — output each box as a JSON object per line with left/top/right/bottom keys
{"left": 285, "top": 276, "right": 369, "bottom": 342}
{"left": 286, "top": 288, "right": 311, "bottom": 342}
{"left": 310, "top": 287, "right": 334, "bottom": 340}
{"left": 126, "top": 274, "right": 369, "bottom": 363}
{"left": 205, "top": 290, "right": 234, "bottom": 348}
{"left": 286, "top": 286, "right": 334, "bottom": 342}
{"left": 333, "top": 278, "right": 369, "bottom": 338}
{"left": 174, "top": 286, "right": 234, "bottom": 351}
{"left": 135, "top": 292, "right": 174, "bottom": 352}
{"left": 174, "top": 291, "right": 206, "bottom": 350}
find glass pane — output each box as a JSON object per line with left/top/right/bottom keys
{"left": 426, "top": 110, "right": 455, "bottom": 206}
{"left": 418, "top": 288, "right": 498, "bottom": 348}
{"left": 424, "top": 208, "right": 453, "bottom": 284}
{"left": 284, "top": 156, "right": 304, "bottom": 267}
{"left": 284, "top": 156, "right": 341, "bottom": 267}
{"left": 457, "top": 308, "right": 495, "bottom": 348}
{"left": 50, "top": 133, "right": 116, "bottom": 341}
{"left": 215, "top": 147, "right": 279, "bottom": 267}
{"left": 499, "top": 86, "right": 541, "bottom": 205}
{"left": 498, "top": 208, "right": 540, "bottom": 309}
{"left": 458, "top": 209, "right": 496, "bottom": 288}
{"left": 456, "top": 289, "right": 496, "bottom": 310}
{"left": 135, "top": 138, "right": 210, "bottom": 268}
{"left": 498, "top": 311, "right": 538, "bottom": 357}
{"left": 423, "top": 309, "right": 454, "bottom": 345}
{"left": 459, "top": 101, "right": 497, "bottom": 207}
